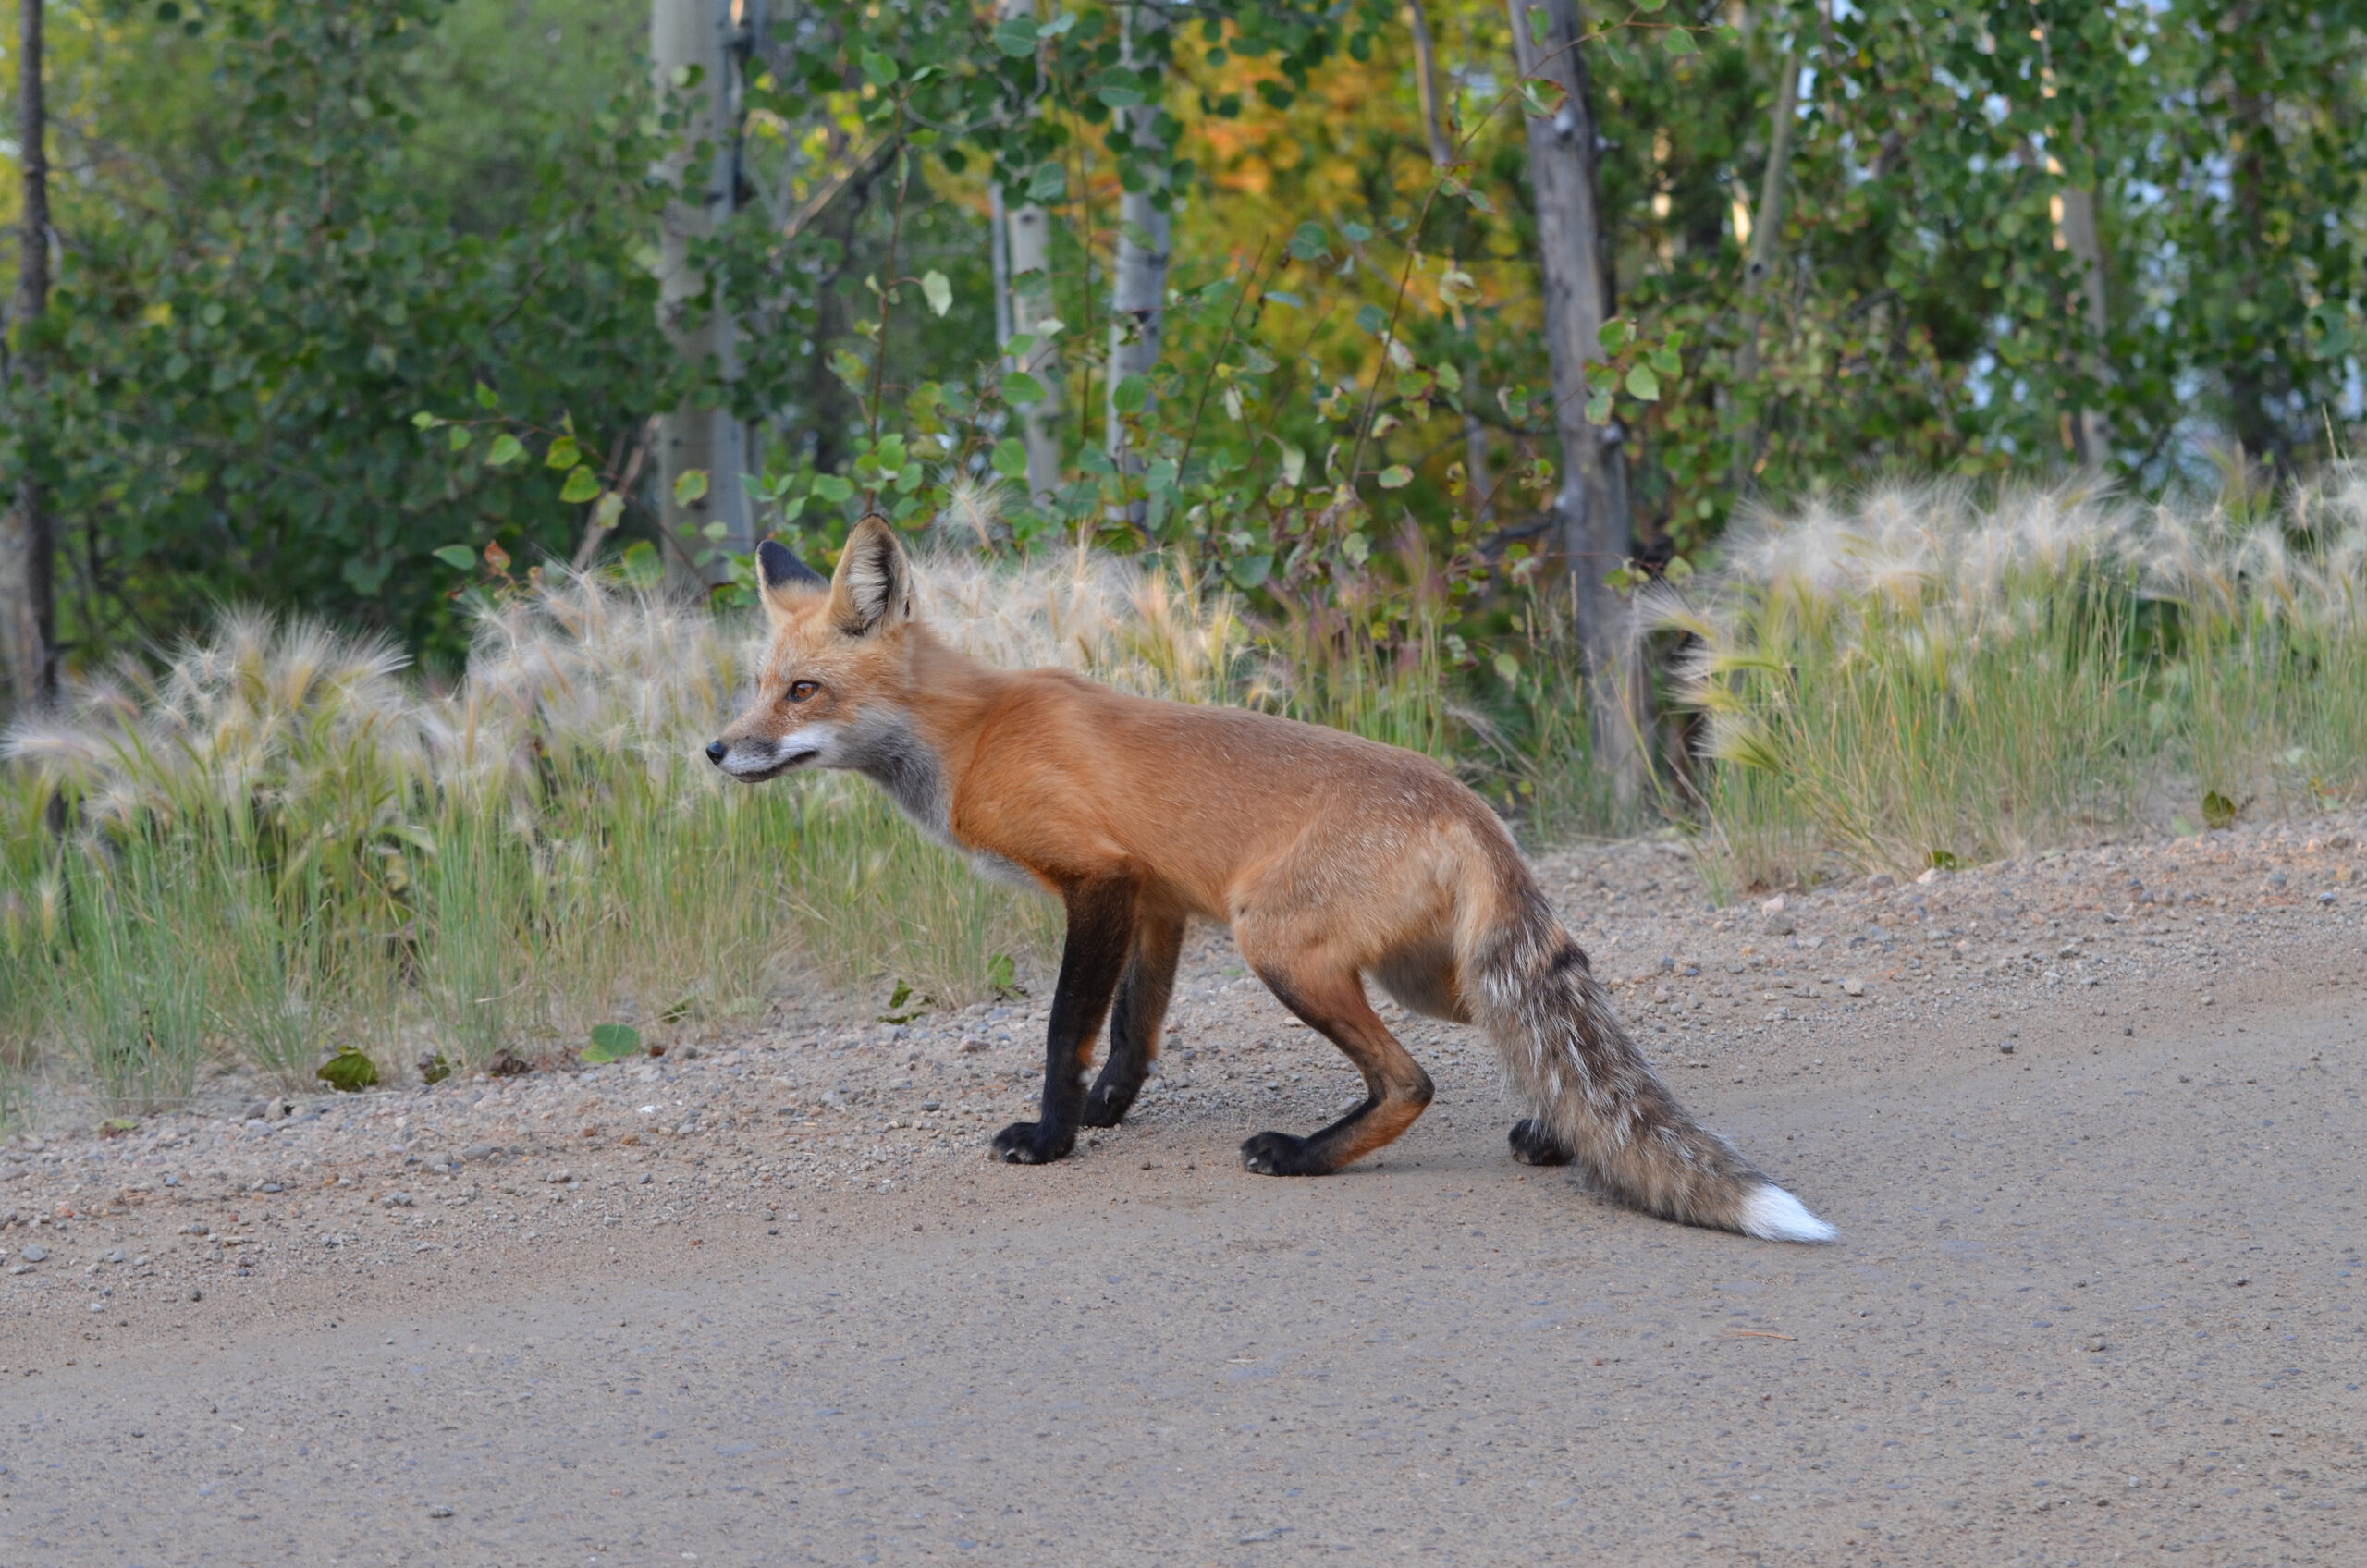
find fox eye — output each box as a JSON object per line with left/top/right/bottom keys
{"left": 786, "top": 680, "right": 820, "bottom": 703}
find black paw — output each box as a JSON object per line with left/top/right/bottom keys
{"left": 1509, "top": 1117, "right": 1575, "bottom": 1166}
{"left": 991, "top": 1121, "right": 1074, "bottom": 1164}
{"left": 1079, "top": 1082, "right": 1138, "bottom": 1129}
{"left": 1240, "top": 1130, "right": 1327, "bottom": 1177}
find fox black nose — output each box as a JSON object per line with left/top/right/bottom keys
{"left": 705, "top": 740, "right": 729, "bottom": 766}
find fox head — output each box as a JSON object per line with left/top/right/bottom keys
{"left": 706, "top": 514, "right": 920, "bottom": 782}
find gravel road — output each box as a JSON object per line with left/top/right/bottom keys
{"left": 5, "top": 819, "right": 2364, "bottom": 1563}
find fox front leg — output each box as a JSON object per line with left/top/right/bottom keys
{"left": 993, "top": 875, "right": 1138, "bottom": 1165}
{"left": 1082, "top": 910, "right": 1184, "bottom": 1129}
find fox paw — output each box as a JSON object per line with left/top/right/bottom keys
{"left": 1240, "top": 1131, "right": 1327, "bottom": 1177}
{"left": 1079, "top": 1083, "right": 1137, "bottom": 1129}
{"left": 991, "top": 1121, "right": 1073, "bottom": 1165}
{"left": 1508, "top": 1118, "right": 1575, "bottom": 1166}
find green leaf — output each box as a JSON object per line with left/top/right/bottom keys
{"left": 991, "top": 16, "right": 1038, "bottom": 55}
{"left": 1377, "top": 464, "right": 1414, "bottom": 489}
{"left": 591, "top": 492, "right": 626, "bottom": 533}
{"left": 411, "top": 410, "right": 443, "bottom": 431}
{"left": 1024, "top": 163, "right": 1067, "bottom": 202}
{"left": 1287, "top": 222, "right": 1331, "bottom": 262}
{"left": 673, "top": 469, "right": 710, "bottom": 505}
{"left": 1585, "top": 389, "right": 1614, "bottom": 424}
{"left": 1111, "top": 374, "right": 1150, "bottom": 415}
{"left": 314, "top": 1050, "right": 380, "bottom": 1092}
{"left": 546, "top": 435, "right": 581, "bottom": 470}
{"left": 1597, "top": 317, "right": 1634, "bottom": 354}
{"left": 1278, "top": 440, "right": 1306, "bottom": 488}
{"left": 620, "top": 540, "right": 665, "bottom": 590}
{"left": 433, "top": 545, "right": 477, "bottom": 570}
{"left": 812, "top": 474, "right": 854, "bottom": 503}
{"left": 1000, "top": 371, "right": 1048, "bottom": 406}
{"left": 921, "top": 270, "right": 953, "bottom": 318}
{"left": 485, "top": 433, "right": 527, "bottom": 467}
{"left": 990, "top": 438, "right": 1030, "bottom": 480}
{"left": 448, "top": 425, "right": 472, "bottom": 452}
{"left": 559, "top": 465, "right": 601, "bottom": 504}
{"left": 474, "top": 381, "right": 499, "bottom": 410}
{"left": 1492, "top": 651, "right": 1522, "bottom": 684}
{"left": 2201, "top": 790, "right": 2238, "bottom": 829}
{"left": 1634, "top": 0, "right": 1667, "bottom": 8}
{"left": 1226, "top": 552, "right": 1273, "bottom": 591}
{"left": 861, "top": 50, "right": 899, "bottom": 87}
{"left": 1662, "top": 27, "right": 1698, "bottom": 56}
{"left": 987, "top": 951, "right": 1022, "bottom": 998}
{"left": 583, "top": 1023, "right": 644, "bottom": 1064}
{"left": 1096, "top": 68, "right": 1147, "bottom": 108}
{"left": 1624, "top": 363, "right": 1662, "bottom": 401}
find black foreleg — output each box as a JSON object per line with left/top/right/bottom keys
{"left": 992, "top": 873, "right": 1139, "bottom": 1164}
{"left": 1083, "top": 909, "right": 1184, "bottom": 1128}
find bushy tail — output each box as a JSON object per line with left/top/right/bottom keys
{"left": 1466, "top": 888, "right": 1835, "bottom": 1242}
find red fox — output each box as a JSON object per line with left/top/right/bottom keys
{"left": 707, "top": 518, "right": 1834, "bottom": 1242}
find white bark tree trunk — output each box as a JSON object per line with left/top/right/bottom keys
{"left": 652, "top": 0, "right": 752, "bottom": 589}
{"left": 2054, "top": 131, "right": 2110, "bottom": 466}
{"left": 1105, "top": 0, "right": 1171, "bottom": 521}
{"left": 1730, "top": 44, "right": 1800, "bottom": 493}
{"left": 996, "top": 0, "right": 1063, "bottom": 504}
{"left": 1508, "top": 0, "right": 1640, "bottom": 802}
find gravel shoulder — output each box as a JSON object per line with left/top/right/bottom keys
{"left": 5, "top": 816, "right": 2365, "bottom": 1563}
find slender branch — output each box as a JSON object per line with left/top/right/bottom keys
{"left": 1174, "top": 239, "right": 1271, "bottom": 485}
{"left": 865, "top": 146, "right": 914, "bottom": 464}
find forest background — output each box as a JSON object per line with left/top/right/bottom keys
{"left": 6, "top": 0, "right": 2367, "bottom": 1109}
{"left": 6, "top": 0, "right": 2360, "bottom": 692}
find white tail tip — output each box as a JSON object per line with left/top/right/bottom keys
{"left": 1741, "top": 1184, "right": 1837, "bottom": 1243}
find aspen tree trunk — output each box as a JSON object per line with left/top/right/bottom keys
{"left": 652, "top": 0, "right": 753, "bottom": 588}
{"left": 1408, "top": 0, "right": 1494, "bottom": 521}
{"left": 1507, "top": 0, "right": 1640, "bottom": 804}
{"left": 996, "top": 0, "right": 1063, "bottom": 503}
{"left": 1105, "top": 0, "right": 1171, "bottom": 521}
{"left": 1730, "top": 44, "right": 1799, "bottom": 493}
{"left": 2054, "top": 130, "right": 2111, "bottom": 466}
{"left": 2, "top": 0, "right": 55, "bottom": 709}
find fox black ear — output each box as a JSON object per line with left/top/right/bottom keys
{"left": 828, "top": 514, "right": 914, "bottom": 636}
{"left": 756, "top": 539, "right": 826, "bottom": 592}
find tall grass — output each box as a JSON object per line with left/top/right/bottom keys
{"left": 0, "top": 550, "right": 1256, "bottom": 1115}
{"left": 1662, "top": 475, "right": 2367, "bottom": 888}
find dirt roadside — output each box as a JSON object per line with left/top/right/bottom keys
{"left": 4, "top": 818, "right": 2365, "bottom": 1564}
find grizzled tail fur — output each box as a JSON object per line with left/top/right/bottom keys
{"left": 1466, "top": 888, "right": 1835, "bottom": 1243}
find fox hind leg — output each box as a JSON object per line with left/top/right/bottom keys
{"left": 1233, "top": 925, "right": 1434, "bottom": 1176}
{"left": 1083, "top": 909, "right": 1184, "bottom": 1129}
{"left": 1508, "top": 1118, "right": 1576, "bottom": 1165}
